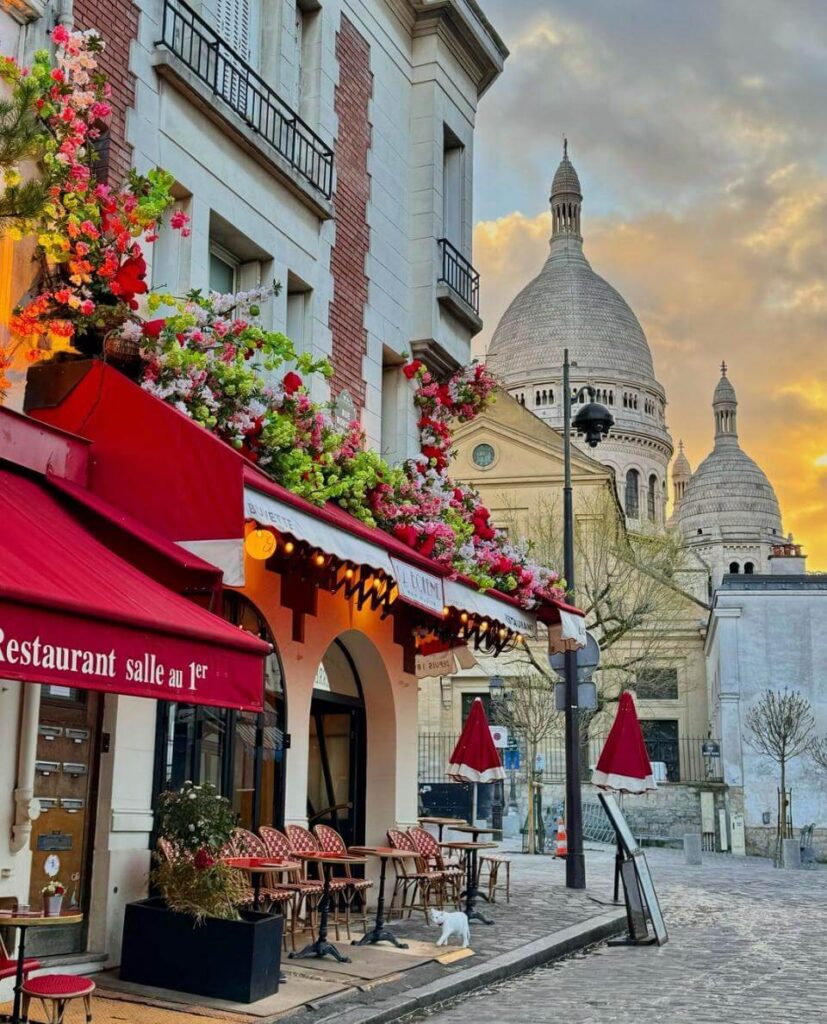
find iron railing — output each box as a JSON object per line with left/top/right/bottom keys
{"left": 419, "top": 732, "right": 723, "bottom": 786}
{"left": 157, "top": 0, "right": 334, "bottom": 198}
{"left": 438, "top": 238, "right": 480, "bottom": 314}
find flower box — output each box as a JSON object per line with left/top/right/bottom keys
{"left": 120, "top": 898, "right": 282, "bottom": 1003}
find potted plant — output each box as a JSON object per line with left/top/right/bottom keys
{"left": 42, "top": 881, "right": 66, "bottom": 916}
{"left": 120, "top": 782, "right": 283, "bottom": 1003}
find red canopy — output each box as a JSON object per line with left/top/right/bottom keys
{"left": 0, "top": 466, "right": 268, "bottom": 710}
{"left": 447, "top": 698, "right": 505, "bottom": 783}
{"left": 592, "top": 691, "right": 656, "bottom": 794}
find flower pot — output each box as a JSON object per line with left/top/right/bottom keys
{"left": 120, "top": 898, "right": 283, "bottom": 1003}
{"left": 43, "top": 894, "right": 63, "bottom": 917}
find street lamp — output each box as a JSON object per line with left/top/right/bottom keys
{"left": 488, "top": 674, "right": 506, "bottom": 832}
{"left": 562, "top": 348, "right": 613, "bottom": 889}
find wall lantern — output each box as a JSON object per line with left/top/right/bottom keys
{"left": 245, "top": 528, "right": 277, "bottom": 561}
{"left": 489, "top": 674, "right": 505, "bottom": 702}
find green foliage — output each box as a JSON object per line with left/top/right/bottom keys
{"left": 155, "top": 781, "right": 236, "bottom": 855}
{"left": 152, "top": 858, "right": 247, "bottom": 924}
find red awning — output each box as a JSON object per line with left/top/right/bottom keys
{"left": 0, "top": 467, "right": 268, "bottom": 710}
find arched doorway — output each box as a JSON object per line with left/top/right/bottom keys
{"left": 152, "top": 593, "right": 287, "bottom": 831}
{"left": 307, "top": 639, "right": 366, "bottom": 847}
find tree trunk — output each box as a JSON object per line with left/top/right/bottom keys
{"left": 780, "top": 758, "right": 788, "bottom": 839}
{"left": 527, "top": 740, "right": 536, "bottom": 854}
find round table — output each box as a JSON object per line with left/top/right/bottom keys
{"left": 287, "top": 853, "right": 367, "bottom": 963}
{"left": 348, "top": 847, "right": 416, "bottom": 948}
{"left": 440, "top": 842, "right": 497, "bottom": 925}
{"left": 0, "top": 911, "right": 83, "bottom": 1024}
{"left": 417, "top": 817, "right": 468, "bottom": 842}
{"left": 445, "top": 823, "right": 498, "bottom": 843}
{"left": 221, "top": 857, "right": 301, "bottom": 911}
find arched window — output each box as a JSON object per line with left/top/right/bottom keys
{"left": 625, "top": 469, "right": 640, "bottom": 518}
{"left": 729, "top": 562, "right": 740, "bottom": 574}
{"left": 744, "top": 562, "right": 754, "bottom": 574}
{"left": 535, "top": 391, "right": 541, "bottom": 407}
{"left": 647, "top": 474, "right": 657, "bottom": 522}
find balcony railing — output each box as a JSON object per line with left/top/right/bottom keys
{"left": 438, "top": 238, "right": 480, "bottom": 314}
{"left": 157, "top": 0, "right": 334, "bottom": 199}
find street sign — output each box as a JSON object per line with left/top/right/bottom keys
{"left": 503, "top": 748, "right": 520, "bottom": 771}
{"left": 548, "top": 631, "right": 600, "bottom": 679}
{"left": 489, "top": 725, "right": 509, "bottom": 748}
{"left": 534, "top": 753, "right": 545, "bottom": 772}
{"left": 554, "top": 680, "right": 598, "bottom": 710}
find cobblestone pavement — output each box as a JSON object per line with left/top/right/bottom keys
{"left": 411, "top": 846, "right": 827, "bottom": 1024}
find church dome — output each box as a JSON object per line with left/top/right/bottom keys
{"left": 672, "top": 440, "right": 691, "bottom": 481}
{"left": 677, "top": 366, "right": 783, "bottom": 539}
{"left": 487, "top": 146, "right": 658, "bottom": 388}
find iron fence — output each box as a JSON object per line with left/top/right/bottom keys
{"left": 157, "top": 0, "right": 334, "bottom": 198}
{"left": 419, "top": 731, "right": 723, "bottom": 785}
{"left": 438, "top": 238, "right": 480, "bottom": 313}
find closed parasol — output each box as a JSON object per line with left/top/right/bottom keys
{"left": 447, "top": 698, "right": 505, "bottom": 784}
{"left": 592, "top": 691, "right": 656, "bottom": 794}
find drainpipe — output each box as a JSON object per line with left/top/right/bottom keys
{"left": 11, "top": 684, "right": 42, "bottom": 853}
{"left": 55, "top": 0, "right": 73, "bottom": 27}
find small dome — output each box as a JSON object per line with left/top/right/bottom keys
{"left": 551, "top": 149, "right": 581, "bottom": 197}
{"left": 672, "top": 440, "right": 691, "bottom": 480}
{"left": 714, "top": 362, "right": 736, "bottom": 404}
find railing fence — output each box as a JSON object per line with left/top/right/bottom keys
{"left": 438, "top": 238, "right": 480, "bottom": 313}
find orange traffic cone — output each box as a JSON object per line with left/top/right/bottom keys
{"left": 555, "top": 818, "right": 568, "bottom": 858}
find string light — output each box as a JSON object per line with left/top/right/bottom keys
{"left": 460, "top": 612, "right": 468, "bottom": 623}
{"left": 313, "top": 552, "right": 325, "bottom": 567}
{"left": 479, "top": 620, "right": 489, "bottom": 633}
{"left": 345, "top": 567, "right": 354, "bottom": 580}
{"left": 284, "top": 540, "right": 295, "bottom": 554}
{"left": 245, "top": 529, "right": 276, "bottom": 561}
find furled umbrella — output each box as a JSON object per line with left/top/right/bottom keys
{"left": 592, "top": 691, "right": 656, "bottom": 794}
{"left": 447, "top": 697, "right": 505, "bottom": 824}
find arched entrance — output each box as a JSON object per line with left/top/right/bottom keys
{"left": 152, "top": 593, "right": 287, "bottom": 831}
{"left": 308, "top": 640, "right": 366, "bottom": 847}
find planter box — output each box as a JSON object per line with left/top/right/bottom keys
{"left": 120, "top": 898, "right": 282, "bottom": 1003}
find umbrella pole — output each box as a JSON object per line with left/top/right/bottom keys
{"left": 471, "top": 782, "right": 478, "bottom": 825}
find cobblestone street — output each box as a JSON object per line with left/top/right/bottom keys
{"left": 412, "top": 847, "right": 827, "bottom": 1024}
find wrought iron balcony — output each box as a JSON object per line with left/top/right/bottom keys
{"left": 157, "top": 0, "right": 334, "bottom": 199}
{"left": 438, "top": 238, "right": 480, "bottom": 315}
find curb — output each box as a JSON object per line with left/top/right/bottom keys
{"left": 313, "top": 909, "right": 626, "bottom": 1024}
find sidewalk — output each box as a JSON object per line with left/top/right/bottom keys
{"left": 8, "top": 845, "right": 624, "bottom": 1024}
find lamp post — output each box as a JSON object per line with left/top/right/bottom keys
{"left": 562, "top": 348, "right": 613, "bottom": 889}
{"left": 489, "top": 675, "right": 505, "bottom": 833}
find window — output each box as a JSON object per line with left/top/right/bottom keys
{"left": 472, "top": 443, "right": 496, "bottom": 469}
{"left": 744, "top": 561, "right": 755, "bottom": 574}
{"left": 640, "top": 720, "right": 680, "bottom": 781}
{"left": 647, "top": 474, "right": 657, "bottom": 522}
{"left": 442, "top": 125, "right": 464, "bottom": 248}
{"left": 286, "top": 273, "right": 312, "bottom": 353}
{"left": 635, "top": 669, "right": 679, "bottom": 700}
{"left": 461, "top": 693, "right": 492, "bottom": 724}
{"left": 729, "top": 561, "right": 740, "bottom": 574}
{"left": 625, "top": 469, "right": 640, "bottom": 518}
{"left": 209, "top": 243, "right": 238, "bottom": 294}
{"left": 295, "top": 0, "right": 322, "bottom": 123}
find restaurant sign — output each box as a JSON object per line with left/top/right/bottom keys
{"left": 389, "top": 558, "right": 445, "bottom": 616}
{"left": 0, "top": 602, "right": 265, "bottom": 711}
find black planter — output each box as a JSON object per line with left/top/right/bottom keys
{"left": 120, "top": 898, "right": 283, "bottom": 1003}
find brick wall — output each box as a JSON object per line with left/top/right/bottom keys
{"left": 73, "top": 0, "right": 138, "bottom": 184}
{"left": 329, "top": 16, "right": 372, "bottom": 411}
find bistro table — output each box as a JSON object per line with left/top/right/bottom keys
{"left": 440, "top": 842, "right": 497, "bottom": 925}
{"left": 348, "top": 847, "right": 415, "bottom": 949}
{"left": 0, "top": 910, "right": 83, "bottom": 1024}
{"left": 288, "top": 852, "right": 367, "bottom": 964}
{"left": 444, "top": 823, "right": 498, "bottom": 843}
{"left": 417, "top": 817, "right": 468, "bottom": 843}
{"left": 221, "top": 857, "right": 301, "bottom": 912}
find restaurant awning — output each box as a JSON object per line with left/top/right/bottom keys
{"left": 0, "top": 466, "right": 269, "bottom": 711}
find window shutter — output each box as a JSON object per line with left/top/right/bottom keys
{"left": 215, "top": 0, "right": 260, "bottom": 66}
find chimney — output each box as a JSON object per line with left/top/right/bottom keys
{"left": 769, "top": 536, "right": 807, "bottom": 575}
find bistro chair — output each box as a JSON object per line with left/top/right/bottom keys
{"left": 386, "top": 829, "right": 443, "bottom": 921}
{"left": 312, "top": 824, "right": 374, "bottom": 934}
{"left": 0, "top": 932, "right": 41, "bottom": 984}
{"left": 408, "top": 827, "right": 462, "bottom": 908}
{"left": 478, "top": 852, "right": 512, "bottom": 903}
{"left": 259, "top": 825, "right": 324, "bottom": 946}
{"left": 20, "top": 974, "right": 95, "bottom": 1023}
{"left": 284, "top": 825, "right": 352, "bottom": 938}
{"left": 228, "top": 829, "right": 298, "bottom": 929}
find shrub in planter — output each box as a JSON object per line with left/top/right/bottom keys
{"left": 120, "top": 782, "right": 283, "bottom": 1003}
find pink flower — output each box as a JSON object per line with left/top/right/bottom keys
{"left": 79, "top": 299, "right": 95, "bottom": 315}
{"left": 170, "top": 210, "right": 190, "bottom": 231}
{"left": 52, "top": 25, "right": 70, "bottom": 45}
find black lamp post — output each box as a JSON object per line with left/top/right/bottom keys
{"left": 489, "top": 675, "right": 506, "bottom": 833}
{"left": 562, "top": 348, "right": 613, "bottom": 889}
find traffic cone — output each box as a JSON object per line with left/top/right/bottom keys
{"left": 555, "top": 818, "right": 568, "bottom": 858}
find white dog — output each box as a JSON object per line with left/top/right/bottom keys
{"left": 429, "top": 908, "right": 471, "bottom": 948}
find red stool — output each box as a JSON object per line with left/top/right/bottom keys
{"left": 20, "top": 974, "right": 95, "bottom": 1023}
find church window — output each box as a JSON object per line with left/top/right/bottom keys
{"left": 625, "top": 469, "right": 640, "bottom": 518}
{"left": 549, "top": 389, "right": 554, "bottom": 404}
{"left": 697, "top": 528, "right": 703, "bottom": 535}
{"left": 647, "top": 474, "right": 657, "bottom": 522}
{"left": 636, "top": 668, "right": 678, "bottom": 700}
{"left": 744, "top": 562, "right": 754, "bottom": 574}
{"left": 472, "top": 443, "right": 496, "bottom": 469}
{"left": 608, "top": 391, "right": 614, "bottom": 405}
{"left": 535, "top": 391, "right": 541, "bottom": 407}
{"left": 729, "top": 562, "right": 740, "bottom": 574}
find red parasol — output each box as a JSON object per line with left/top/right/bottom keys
{"left": 447, "top": 698, "right": 505, "bottom": 783}
{"left": 592, "top": 691, "right": 656, "bottom": 794}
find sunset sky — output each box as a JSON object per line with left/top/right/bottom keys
{"left": 472, "top": 0, "right": 827, "bottom": 569}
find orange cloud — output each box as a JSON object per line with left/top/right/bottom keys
{"left": 473, "top": 165, "right": 827, "bottom": 569}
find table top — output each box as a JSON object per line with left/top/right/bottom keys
{"left": 440, "top": 841, "right": 498, "bottom": 851}
{"left": 222, "top": 857, "right": 301, "bottom": 873}
{"left": 0, "top": 911, "right": 83, "bottom": 928}
{"left": 448, "top": 824, "right": 498, "bottom": 836}
{"left": 292, "top": 852, "right": 368, "bottom": 865}
{"left": 417, "top": 817, "right": 468, "bottom": 826}
{"left": 349, "top": 845, "right": 416, "bottom": 860}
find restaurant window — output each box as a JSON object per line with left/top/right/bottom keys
{"left": 153, "top": 593, "right": 286, "bottom": 832}
{"left": 635, "top": 668, "right": 679, "bottom": 701}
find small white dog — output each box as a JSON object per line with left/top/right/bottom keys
{"left": 429, "top": 908, "right": 471, "bottom": 948}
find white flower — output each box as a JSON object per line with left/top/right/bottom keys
{"left": 188, "top": 823, "right": 195, "bottom": 831}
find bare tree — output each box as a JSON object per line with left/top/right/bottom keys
{"left": 744, "top": 689, "right": 815, "bottom": 838}
{"left": 494, "top": 671, "right": 560, "bottom": 853}
{"left": 808, "top": 735, "right": 827, "bottom": 774}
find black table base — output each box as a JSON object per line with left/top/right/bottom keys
{"left": 289, "top": 863, "right": 350, "bottom": 964}
{"left": 352, "top": 855, "right": 408, "bottom": 949}
{"left": 464, "top": 849, "right": 493, "bottom": 926}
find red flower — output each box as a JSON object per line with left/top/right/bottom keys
{"left": 417, "top": 534, "right": 437, "bottom": 557}
{"left": 402, "top": 360, "right": 423, "bottom": 380}
{"left": 142, "top": 318, "right": 166, "bottom": 338}
{"left": 393, "top": 523, "right": 418, "bottom": 548}
{"left": 194, "top": 848, "right": 215, "bottom": 871}
{"left": 453, "top": 488, "right": 465, "bottom": 502}
{"left": 282, "top": 371, "right": 303, "bottom": 395}
{"left": 111, "top": 253, "right": 148, "bottom": 309}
